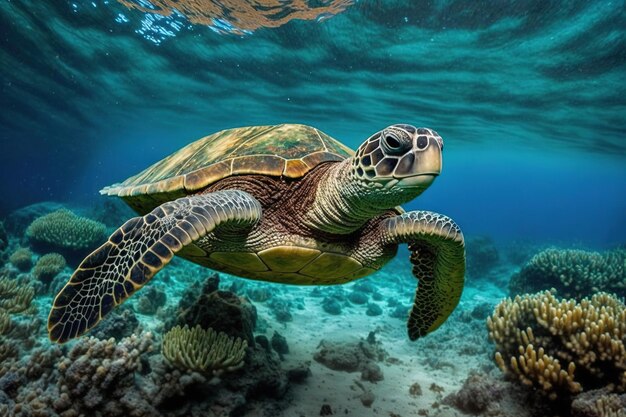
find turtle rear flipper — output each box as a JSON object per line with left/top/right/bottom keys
{"left": 383, "top": 211, "right": 465, "bottom": 340}
{"left": 48, "top": 190, "right": 261, "bottom": 343}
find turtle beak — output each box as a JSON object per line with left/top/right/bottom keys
{"left": 392, "top": 136, "right": 442, "bottom": 189}
{"left": 396, "top": 174, "right": 437, "bottom": 189}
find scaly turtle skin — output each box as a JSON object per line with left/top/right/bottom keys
{"left": 48, "top": 124, "right": 465, "bottom": 343}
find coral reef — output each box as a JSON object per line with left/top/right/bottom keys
{"left": 0, "top": 276, "right": 35, "bottom": 314}
{"left": 1, "top": 317, "right": 302, "bottom": 417}
{"left": 175, "top": 288, "right": 257, "bottom": 344}
{"left": 135, "top": 285, "right": 167, "bottom": 315}
{"left": 571, "top": 388, "right": 626, "bottom": 417}
{"left": 8, "top": 248, "right": 32, "bottom": 272}
{"left": 26, "top": 208, "right": 107, "bottom": 253}
{"left": 32, "top": 253, "right": 66, "bottom": 284}
{"left": 162, "top": 325, "right": 248, "bottom": 375}
{"left": 488, "top": 291, "right": 626, "bottom": 402}
{"left": 0, "top": 310, "right": 11, "bottom": 335}
{"left": 509, "top": 248, "right": 626, "bottom": 299}
{"left": 92, "top": 307, "right": 140, "bottom": 340}
{"left": 466, "top": 235, "right": 500, "bottom": 278}
{"left": 0, "top": 333, "right": 154, "bottom": 416}
{"left": 56, "top": 333, "right": 154, "bottom": 413}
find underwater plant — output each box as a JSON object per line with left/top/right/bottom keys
{"left": 509, "top": 248, "right": 626, "bottom": 300}
{"left": 162, "top": 324, "right": 248, "bottom": 375}
{"left": 488, "top": 290, "right": 626, "bottom": 401}
{"left": 26, "top": 208, "right": 107, "bottom": 252}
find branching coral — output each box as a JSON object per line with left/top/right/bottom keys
{"left": 117, "top": 0, "right": 354, "bottom": 34}
{"left": 33, "top": 253, "right": 66, "bottom": 283}
{"left": 162, "top": 325, "right": 248, "bottom": 375}
{"left": 488, "top": 291, "right": 626, "bottom": 400}
{"left": 0, "top": 277, "right": 35, "bottom": 313}
{"left": 509, "top": 248, "right": 626, "bottom": 300}
{"left": 0, "top": 310, "right": 12, "bottom": 335}
{"left": 592, "top": 395, "right": 626, "bottom": 417}
{"left": 9, "top": 247, "right": 33, "bottom": 271}
{"left": 26, "top": 209, "right": 107, "bottom": 251}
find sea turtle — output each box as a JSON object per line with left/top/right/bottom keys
{"left": 48, "top": 124, "right": 465, "bottom": 343}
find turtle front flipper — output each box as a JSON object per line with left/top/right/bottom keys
{"left": 48, "top": 190, "right": 261, "bottom": 343}
{"left": 382, "top": 211, "right": 465, "bottom": 340}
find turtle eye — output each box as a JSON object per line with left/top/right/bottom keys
{"left": 381, "top": 130, "right": 410, "bottom": 155}
{"left": 385, "top": 135, "right": 401, "bottom": 149}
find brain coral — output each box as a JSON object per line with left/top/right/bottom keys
{"left": 26, "top": 209, "right": 107, "bottom": 251}
{"left": 487, "top": 291, "right": 626, "bottom": 401}
{"left": 509, "top": 248, "right": 626, "bottom": 300}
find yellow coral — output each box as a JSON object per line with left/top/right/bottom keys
{"left": 162, "top": 325, "right": 248, "bottom": 375}
{"left": 488, "top": 291, "right": 626, "bottom": 398}
{"left": 592, "top": 395, "right": 626, "bottom": 417}
{"left": 26, "top": 209, "right": 106, "bottom": 251}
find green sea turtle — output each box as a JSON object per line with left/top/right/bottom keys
{"left": 48, "top": 124, "right": 465, "bottom": 343}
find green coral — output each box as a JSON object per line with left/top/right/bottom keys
{"left": 0, "top": 310, "right": 11, "bottom": 335}
{"left": 162, "top": 325, "right": 248, "bottom": 375}
{"left": 488, "top": 291, "right": 626, "bottom": 401}
{"left": 33, "top": 253, "right": 66, "bottom": 283}
{"left": 0, "top": 276, "right": 35, "bottom": 314}
{"left": 509, "top": 248, "right": 626, "bottom": 300}
{"left": 9, "top": 247, "right": 33, "bottom": 271}
{"left": 26, "top": 209, "right": 107, "bottom": 251}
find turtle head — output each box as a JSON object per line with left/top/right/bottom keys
{"left": 352, "top": 124, "right": 443, "bottom": 202}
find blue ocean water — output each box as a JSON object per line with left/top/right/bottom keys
{"left": 1, "top": 0, "right": 625, "bottom": 249}
{"left": 0, "top": 1, "right": 625, "bottom": 416}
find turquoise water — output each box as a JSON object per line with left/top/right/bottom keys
{"left": 0, "top": 1, "right": 625, "bottom": 416}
